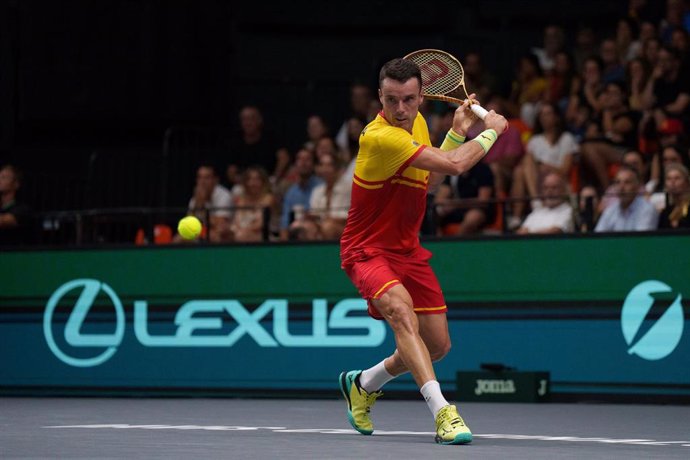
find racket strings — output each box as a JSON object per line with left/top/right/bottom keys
{"left": 406, "top": 52, "right": 463, "bottom": 96}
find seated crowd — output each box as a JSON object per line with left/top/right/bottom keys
{"left": 2, "top": 1, "right": 690, "bottom": 245}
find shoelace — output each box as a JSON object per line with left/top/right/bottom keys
{"left": 439, "top": 408, "right": 465, "bottom": 427}
{"left": 364, "top": 391, "right": 382, "bottom": 414}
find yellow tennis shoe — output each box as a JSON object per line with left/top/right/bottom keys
{"left": 339, "top": 370, "right": 383, "bottom": 435}
{"left": 435, "top": 404, "right": 473, "bottom": 445}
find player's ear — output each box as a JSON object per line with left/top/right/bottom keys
{"left": 378, "top": 88, "right": 384, "bottom": 104}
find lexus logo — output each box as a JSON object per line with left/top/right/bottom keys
{"left": 43, "top": 279, "right": 125, "bottom": 367}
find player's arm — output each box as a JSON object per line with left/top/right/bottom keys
{"left": 413, "top": 110, "right": 507, "bottom": 176}
{"left": 428, "top": 97, "right": 477, "bottom": 189}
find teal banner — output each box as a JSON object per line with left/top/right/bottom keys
{"left": 1, "top": 235, "right": 689, "bottom": 397}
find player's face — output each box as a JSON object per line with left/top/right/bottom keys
{"left": 379, "top": 77, "right": 423, "bottom": 133}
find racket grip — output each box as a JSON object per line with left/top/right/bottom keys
{"left": 470, "top": 104, "right": 489, "bottom": 120}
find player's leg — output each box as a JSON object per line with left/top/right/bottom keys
{"left": 378, "top": 310, "right": 450, "bottom": 378}
{"left": 340, "top": 283, "right": 432, "bottom": 436}
{"left": 402, "top": 259, "right": 472, "bottom": 445}
{"left": 371, "top": 284, "right": 436, "bottom": 386}
{"left": 339, "top": 257, "right": 400, "bottom": 435}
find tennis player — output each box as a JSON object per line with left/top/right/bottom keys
{"left": 339, "top": 58, "right": 508, "bottom": 445}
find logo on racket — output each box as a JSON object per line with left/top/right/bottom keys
{"left": 419, "top": 59, "right": 449, "bottom": 86}
{"left": 621, "top": 280, "right": 684, "bottom": 360}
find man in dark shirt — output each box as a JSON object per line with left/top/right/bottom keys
{"left": 220, "top": 106, "right": 289, "bottom": 188}
{"left": 645, "top": 45, "right": 690, "bottom": 130}
{"left": 433, "top": 162, "right": 495, "bottom": 235}
{"left": 0, "top": 164, "right": 32, "bottom": 245}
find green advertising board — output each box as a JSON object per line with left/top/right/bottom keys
{"left": 1, "top": 234, "right": 688, "bottom": 398}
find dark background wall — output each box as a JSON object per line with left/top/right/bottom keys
{"left": 0, "top": 0, "right": 636, "bottom": 208}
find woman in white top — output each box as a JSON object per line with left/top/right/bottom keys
{"left": 230, "top": 166, "right": 274, "bottom": 242}
{"left": 510, "top": 102, "right": 577, "bottom": 222}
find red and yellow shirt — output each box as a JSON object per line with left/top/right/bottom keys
{"left": 340, "top": 111, "right": 431, "bottom": 267}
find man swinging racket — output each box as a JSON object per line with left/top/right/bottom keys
{"left": 339, "top": 56, "right": 508, "bottom": 445}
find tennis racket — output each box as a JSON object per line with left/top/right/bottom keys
{"left": 403, "top": 49, "right": 489, "bottom": 120}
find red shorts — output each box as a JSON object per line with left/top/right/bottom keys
{"left": 343, "top": 247, "right": 447, "bottom": 320}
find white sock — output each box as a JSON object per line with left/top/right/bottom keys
{"left": 359, "top": 359, "right": 396, "bottom": 392}
{"left": 420, "top": 380, "right": 449, "bottom": 419}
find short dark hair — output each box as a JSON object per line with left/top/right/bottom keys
{"left": 379, "top": 58, "right": 422, "bottom": 89}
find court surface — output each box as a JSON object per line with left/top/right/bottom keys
{"left": 2, "top": 397, "right": 689, "bottom": 459}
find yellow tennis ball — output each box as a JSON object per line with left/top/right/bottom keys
{"left": 178, "top": 216, "right": 202, "bottom": 240}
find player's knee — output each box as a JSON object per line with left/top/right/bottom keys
{"left": 381, "top": 298, "right": 416, "bottom": 335}
{"left": 429, "top": 338, "right": 451, "bottom": 361}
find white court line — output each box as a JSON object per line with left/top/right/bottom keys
{"left": 42, "top": 424, "right": 690, "bottom": 447}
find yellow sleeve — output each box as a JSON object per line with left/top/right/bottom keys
{"left": 358, "top": 126, "right": 425, "bottom": 181}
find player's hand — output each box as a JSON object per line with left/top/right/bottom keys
{"left": 483, "top": 110, "right": 508, "bottom": 136}
{"left": 452, "top": 94, "right": 479, "bottom": 136}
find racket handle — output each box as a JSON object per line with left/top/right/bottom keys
{"left": 470, "top": 104, "right": 489, "bottom": 120}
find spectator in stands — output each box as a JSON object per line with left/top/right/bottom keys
{"left": 280, "top": 148, "right": 323, "bottom": 240}
{"left": 531, "top": 25, "right": 565, "bottom": 75}
{"left": 0, "top": 164, "right": 31, "bottom": 245}
{"left": 626, "top": 57, "right": 652, "bottom": 111}
{"left": 567, "top": 56, "right": 604, "bottom": 127}
{"left": 659, "top": 0, "right": 688, "bottom": 45}
{"left": 509, "top": 103, "right": 577, "bottom": 228}
{"left": 428, "top": 107, "right": 454, "bottom": 149}
{"left": 577, "top": 184, "right": 601, "bottom": 232}
{"left": 462, "top": 51, "right": 497, "bottom": 103}
{"left": 291, "top": 151, "right": 351, "bottom": 241}
{"left": 224, "top": 105, "right": 290, "bottom": 185}
{"left": 183, "top": 163, "right": 233, "bottom": 243}
{"left": 642, "top": 46, "right": 690, "bottom": 130}
{"left": 640, "top": 18, "right": 657, "bottom": 43}
{"left": 573, "top": 25, "right": 598, "bottom": 71}
{"left": 434, "top": 161, "right": 495, "bottom": 236}
{"left": 648, "top": 144, "right": 690, "bottom": 209}
{"left": 639, "top": 21, "right": 658, "bottom": 45}
{"left": 600, "top": 38, "right": 626, "bottom": 84}
{"left": 670, "top": 27, "right": 689, "bottom": 57}
{"left": 599, "top": 150, "right": 651, "bottom": 212}
{"left": 335, "top": 117, "right": 365, "bottom": 195}
{"left": 230, "top": 166, "right": 274, "bottom": 242}
{"left": 595, "top": 165, "right": 659, "bottom": 231}
{"left": 516, "top": 172, "right": 574, "bottom": 234}
{"left": 580, "top": 81, "right": 639, "bottom": 190}
{"left": 658, "top": 162, "right": 690, "bottom": 228}
{"left": 315, "top": 136, "right": 340, "bottom": 162}
{"left": 642, "top": 36, "right": 662, "bottom": 68}
{"left": 545, "top": 51, "right": 577, "bottom": 112}
{"left": 507, "top": 53, "right": 547, "bottom": 127}
{"left": 335, "top": 83, "right": 374, "bottom": 153}
{"left": 338, "top": 116, "right": 365, "bottom": 167}
{"left": 304, "top": 115, "right": 330, "bottom": 151}
{"left": 616, "top": 17, "right": 642, "bottom": 62}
